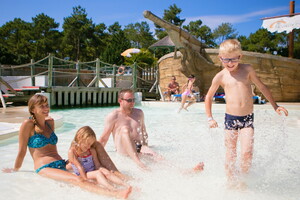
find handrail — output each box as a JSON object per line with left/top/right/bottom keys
{"left": 1, "top": 55, "right": 159, "bottom": 99}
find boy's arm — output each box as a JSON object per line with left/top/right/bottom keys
{"left": 249, "top": 67, "right": 288, "bottom": 116}
{"left": 205, "top": 75, "right": 221, "bottom": 119}
{"left": 205, "top": 75, "right": 221, "bottom": 128}
{"left": 99, "top": 113, "right": 115, "bottom": 146}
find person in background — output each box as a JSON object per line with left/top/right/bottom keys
{"left": 178, "top": 75, "right": 196, "bottom": 112}
{"left": 165, "top": 76, "right": 180, "bottom": 101}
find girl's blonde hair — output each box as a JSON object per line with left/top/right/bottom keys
{"left": 72, "top": 126, "right": 97, "bottom": 148}
{"left": 28, "top": 94, "right": 48, "bottom": 125}
{"left": 219, "top": 39, "right": 242, "bottom": 55}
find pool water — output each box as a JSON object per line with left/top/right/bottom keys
{"left": 0, "top": 102, "right": 299, "bottom": 200}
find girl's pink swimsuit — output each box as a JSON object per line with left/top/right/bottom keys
{"left": 71, "top": 149, "right": 95, "bottom": 176}
{"left": 182, "top": 89, "right": 191, "bottom": 96}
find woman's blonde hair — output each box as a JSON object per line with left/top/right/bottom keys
{"left": 28, "top": 94, "right": 48, "bottom": 125}
{"left": 219, "top": 39, "right": 242, "bottom": 55}
{"left": 72, "top": 126, "right": 97, "bottom": 148}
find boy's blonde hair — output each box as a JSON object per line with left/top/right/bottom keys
{"left": 219, "top": 39, "right": 242, "bottom": 55}
{"left": 72, "top": 126, "right": 96, "bottom": 147}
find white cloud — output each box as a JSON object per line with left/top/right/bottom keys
{"left": 184, "top": 6, "right": 288, "bottom": 29}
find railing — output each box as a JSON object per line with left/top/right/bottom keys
{"left": 0, "top": 54, "right": 159, "bottom": 106}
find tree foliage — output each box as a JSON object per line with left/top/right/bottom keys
{"left": 0, "top": 18, "right": 32, "bottom": 63}
{"left": 294, "top": 29, "right": 300, "bottom": 59}
{"left": 0, "top": 4, "right": 299, "bottom": 66}
{"left": 238, "top": 29, "right": 289, "bottom": 56}
{"left": 62, "top": 6, "right": 94, "bottom": 61}
{"left": 124, "top": 22, "right": 155, "bottom": 48}
{"left": 155, "top": 4, "right": 185, "bottom": 39}
{"left": 101, "top": 22, "right": 131, "bottom": 65}
{"left": 213, "top": 23, "right": 238, "bottom": 45}
{"left": 124, "top": 48, "right": 157, "bottom": 68}
{"left": 183, "top": 20, "right": 216, "bottom": 47}
{"left": 31, "top": 13, "right": 61, "bottom": 60}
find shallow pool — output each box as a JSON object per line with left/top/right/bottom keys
{"left": 1, "top": 102, "right": 299, "bottom": 200}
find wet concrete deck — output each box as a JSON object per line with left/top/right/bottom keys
{"left": 0, "top": 106, "right": 63, "bottom": 140}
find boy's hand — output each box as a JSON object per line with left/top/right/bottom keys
{"left": 208, "top": 119, "right": 218, "bottom": 128}
{"left": 276, "top": 106, "right": 288, "bottom": 116}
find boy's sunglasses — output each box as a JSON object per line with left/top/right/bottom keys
{"left": 122, "top": 98, "right": 135, "bottom": 103}
{"left": 219, "top": 56, "right": 240, "bottom": 63}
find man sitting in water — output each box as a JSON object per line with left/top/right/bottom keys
{"left": 99, "top": 89, "right": 161, "bottom": 170}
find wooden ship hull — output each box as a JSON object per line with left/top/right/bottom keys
{"left": 144, "top": 10, "right": 300, "bottom": 102}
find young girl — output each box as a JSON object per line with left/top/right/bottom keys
{"left": 2, "top": 94, "right": 131, "bottom": 199}
{"left": 178, "top": 75, "right": 197, "bottom": 112}
{"left": 69, "top": 126, "right": 131, "bottom": 192}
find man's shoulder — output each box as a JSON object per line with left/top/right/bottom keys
{"left": 132, "top": 108, "right": 144, "bottom": 117}
{"left": 107, "top": 109, "right": 119, "bottom": 118}
{"left": 133, "top": 107, "right": 143, "bottom": 113}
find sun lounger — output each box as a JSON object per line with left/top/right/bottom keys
{"left": 171, "top": 92, "right": 200, "bottom": 102}
{"left": 213, "top": 94, "right": 265, "bottom": 104}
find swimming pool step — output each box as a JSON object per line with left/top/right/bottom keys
{"left": 46, "top": 87, "right": 121, "bottom": 107}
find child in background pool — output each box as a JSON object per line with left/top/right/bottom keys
{"left": 205, "top": 39, "right": 288, "bottom": 187}
{"left": 178, "top": 74, "right": 197, "bottom": 113}
{"left": 68, "top": 126, "right": 132, "bottom": 194}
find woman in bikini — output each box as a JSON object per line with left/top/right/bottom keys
{"left": 2, "top": 94, "right": 131, "bottom": 199}
{"left": 178, "top": 75, "right": 197, "bottom": 113}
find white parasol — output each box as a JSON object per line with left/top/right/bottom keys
{"left": 121, "top": 48, "right": 141, "bottom": 57}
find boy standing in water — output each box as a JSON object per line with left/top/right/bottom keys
{"left": 205, "top": 39, "right": 288, "bottom": 186}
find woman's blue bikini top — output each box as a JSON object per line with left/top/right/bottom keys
{"left": 27, "top": 123, "right": 58, "bottom": 148}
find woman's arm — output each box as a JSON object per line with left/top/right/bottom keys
{"left": 94, "top": 142, "right": 118, "bottom": 172}
{"left": 90, "top": 147, "right": 101, "bottom": 169}
{"left": 3, "top": 120, "right": 33, "bottom": 173}
{"left": 14, "top": 120, "right": 34, "bottom": 171}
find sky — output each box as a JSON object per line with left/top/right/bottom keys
{"left": 0, "top": 0, "right": 299, "bottom": 37}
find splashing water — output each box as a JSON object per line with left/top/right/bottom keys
{"left": 0, "top": 103, "right": 299, "bottom": 200}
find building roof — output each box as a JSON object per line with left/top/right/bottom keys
{"left": 149, "top": 36, "right": 175, "bottom": 49}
